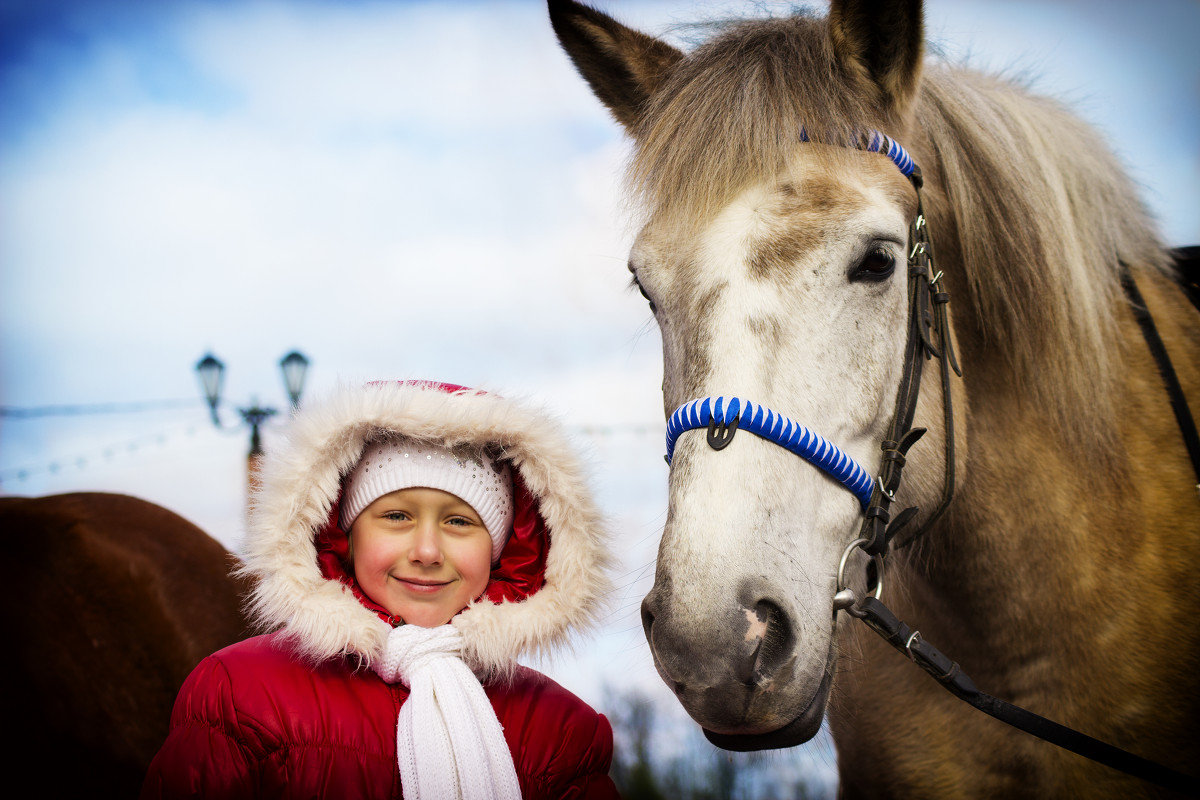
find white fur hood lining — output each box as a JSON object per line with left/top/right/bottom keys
{"left": 239, "top": 381, "right": 613, "bottom": 674}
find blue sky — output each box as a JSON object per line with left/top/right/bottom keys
{"left": 2, "top": 0, "right": 1197, "bottom": 788}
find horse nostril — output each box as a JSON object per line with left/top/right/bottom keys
{"left": 744, "top": 600, "right": 793, "bottom": 684}
{"left": 640, "top": 597, "right": 656, "bottom": 638}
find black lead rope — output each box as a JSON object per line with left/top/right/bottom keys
{"left": 846, "top": 596, "right": 1200, "bottom": 796}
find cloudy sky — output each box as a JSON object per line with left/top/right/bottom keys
{"left": 2, "top": 0, "right": 1197, "bottom": 785}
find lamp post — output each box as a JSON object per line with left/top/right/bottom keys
{"left": 195, "top": 350, "right": 310, "bottom": 505}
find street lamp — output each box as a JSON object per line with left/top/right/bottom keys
{"left": 194, "top": 351, "right": 310, "bottom": 501}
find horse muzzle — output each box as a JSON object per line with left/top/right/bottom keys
{"left": 641, "top": 577, "right": 833, "bottom": 749}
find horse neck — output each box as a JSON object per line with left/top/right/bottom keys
{"left": 897, "top": 265, "right": 1200, "bottom": 687}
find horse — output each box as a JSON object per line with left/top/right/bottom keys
{"left": 549, "top": 0, "right": 1200, "bottom": 795}
{"left": 0, "top": 492, "right": 253, "bottom": 798}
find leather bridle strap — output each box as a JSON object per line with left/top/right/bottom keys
{"left": 1119, "top": 264, "right": 1200, "bottom": 491}
{"left": 857, "top": 172, "right": 960, "bottom": 557}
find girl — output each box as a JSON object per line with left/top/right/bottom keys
{"left": 142, "top": 380, "right": 618, "bottom": 799}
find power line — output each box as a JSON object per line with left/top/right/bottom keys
{"left": 573, "top": 424, "right": 661, "bottom": 437}
{"left": 0, "top": 398, "right": 202, "bottom": 419}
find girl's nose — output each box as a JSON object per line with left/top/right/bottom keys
{"left": 408, "top": 519, "right": 443, "bottom": 565}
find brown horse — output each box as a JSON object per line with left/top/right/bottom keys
{"left": 550, "top": 0, "right": 1200, "bottom": 796}
{"left": 0, "top": 492, "right": 252, "bottom": 798}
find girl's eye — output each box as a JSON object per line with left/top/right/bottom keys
{"left": 383, "top": 511, "right": 410, "bottom": 522}
{"left": 851, "top": 248, "right": 896, "bottom": 282}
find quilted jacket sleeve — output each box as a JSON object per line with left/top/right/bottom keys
{"left": 140, "top": 655, "right": 260, "bottom": 800}
{"left": 545, "top": 709, "right": 620, "bottom": 800}
{"left": 493, "top": 668, "right": 620, "bottom": 800}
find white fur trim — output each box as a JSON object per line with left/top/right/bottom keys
{"left": 239, "top": 382, "right": 613, "bottom": 674}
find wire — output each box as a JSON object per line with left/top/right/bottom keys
{"left": 0, "top": 398, "right": 202, "bottom": 419}
{"left": 573, "top": 424, "right": 660, "bottom": 436}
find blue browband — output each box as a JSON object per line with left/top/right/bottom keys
{"left": 798, "top": 128, "right": 918, "bottom": 179}
{"left": 662, "top": 130, "right": 917, "bottom": 512}
{"left": 863, "top": 130, "right": 917, "bottom": 178}
{"left": 665, "top": 396, "right": 875, "bottom": 509}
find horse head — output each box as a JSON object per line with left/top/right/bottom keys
{"left": 551, "top": 0, "right": 964, "bottom": 749}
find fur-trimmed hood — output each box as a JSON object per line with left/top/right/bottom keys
{"left": 239, "top": 380, "right": 613, "bottom": 675}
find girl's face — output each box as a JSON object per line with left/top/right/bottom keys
{"left": 350, "top": 487, "right": 493, "bottom": 627}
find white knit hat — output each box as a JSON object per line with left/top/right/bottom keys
{"left": 339, "top": 436, "right": 515, "bottom": 563}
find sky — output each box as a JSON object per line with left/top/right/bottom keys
{"left": 2, "top": 0, "right": 1197, "bottom": 790}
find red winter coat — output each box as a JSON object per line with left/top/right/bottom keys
{"left": 142, "top": 381, "right": 618, "bottom": 799}
{"left": 143, "top": 634, "right": 616, "bottom": 799}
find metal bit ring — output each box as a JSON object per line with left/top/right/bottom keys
{"left": 835, "top": 536, "right": 884, "bottom": 609}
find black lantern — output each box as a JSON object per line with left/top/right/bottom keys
{"left": 195, "top": 353, "right": 225, "bottom": 425}
{"left": 279, "top": 351, "right": 310, "bottom": 410}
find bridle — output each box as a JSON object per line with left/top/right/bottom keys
{"left": 661, "top": 131, "right": 1199, "bottom": 795}
{"left": 665, "top": 131, "right": 960, "bottom": 557}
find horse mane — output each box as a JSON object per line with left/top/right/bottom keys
{"left": 628, "top": 12, "right": 1172, "bottom": 448}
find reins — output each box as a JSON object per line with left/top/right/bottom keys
{"left": 663, "top": 131, "right": 1199, "bottom": 795}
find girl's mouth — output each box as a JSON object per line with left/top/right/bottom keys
{"left": 394, "top": 576, "right": 451, "bottom": 593}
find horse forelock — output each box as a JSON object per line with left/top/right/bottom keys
{"left": 630, "top": 14, "right": 890, "bottom": 233}
{"left": 628, "top": 11, "right": 1172, "bottom": 453}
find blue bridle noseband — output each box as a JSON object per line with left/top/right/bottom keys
{"left": 665, "top": 396, "right": 875, "bottom": 509}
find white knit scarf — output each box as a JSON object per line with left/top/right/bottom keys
{"left": 372, "top": 623, "right": 522, "bottom": 800}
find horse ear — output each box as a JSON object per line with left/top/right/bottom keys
{"left": 827, "top": 0, "right": 924, "bottom": 118}
{"left": 548, "top": 0, "right": 684, "bottom": 132}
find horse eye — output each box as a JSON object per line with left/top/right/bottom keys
{"left": 634, "top": 279, "right": 658, "bottom": 314}
{"left": 851, "top": 248, "right": 896, "bottom": 282}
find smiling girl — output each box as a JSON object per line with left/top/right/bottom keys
{"left": 142, "top": 381, "right": 617, "bottom": 799}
